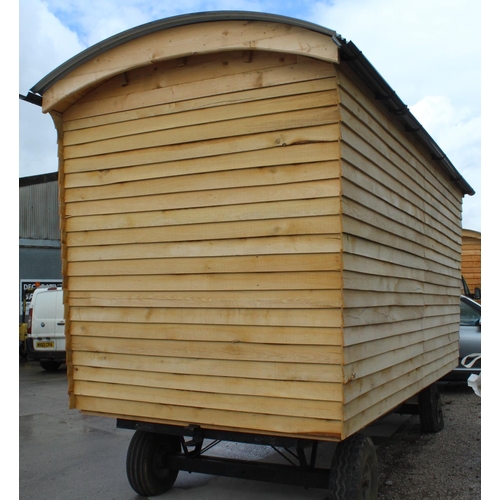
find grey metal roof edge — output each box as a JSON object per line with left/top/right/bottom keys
{"left": 337, "top": 39, "right": 475, "bottom": 196}
{"left": 19, "top": 171, "right": 58, "bottom": 187}
{"left": 26, "top": 10, "right": 474, "bottom": 197}
{"left": 29, "top": 11, "right": 337, "bottom": 96}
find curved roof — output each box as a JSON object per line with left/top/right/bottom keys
{"left": 463, "top": 229, "right": 481, "bottom": 240}
{"left": 30, "top": 11, "right": 337, "bottom": 96}
{"left": 26, "top": 10, "right": 474, "bottom": 196}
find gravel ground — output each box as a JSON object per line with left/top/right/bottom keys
{"left": 376, "top": 382, "right": 481, "bottom": 500}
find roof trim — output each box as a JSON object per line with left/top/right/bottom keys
{"left": 26, "top": 10, "right": 474, "bottom": 196}
{"left": 30, "top": 11, "right": 337, "bottom": 96}
{"left": 336, "top": 39, "right": 475, "bottom": 196}
{"left": 19, "top": 171, "right": 58, "bottom": 188}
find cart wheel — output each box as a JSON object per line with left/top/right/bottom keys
{"left": 418, "top": 383, "right": 444, "bottom": 433}
{"left": 329, "top": 434, "right": 378, "bottom": 500}
{"left": 126, "top": 430, "right": 180, "bottom": 497}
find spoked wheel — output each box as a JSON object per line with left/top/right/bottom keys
{"left": 418, "top": 383, "right": 444, "bottom": 433}
{"left": 126, "top": 430, "right": 181, "bottom": 497}
{"left": 329, "top": 434, "right": 378, "bottom": 500}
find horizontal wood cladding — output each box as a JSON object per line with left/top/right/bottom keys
{"left": 61, "top": 50, "right": 344, "bottom": 438}
{"left": 67, "top": 235, "right": 341, "bottom": 262}
{"left": 344, "top": 354, "right": 457, "bottom": 437}
{"left": 74, "top": 395, "right": 343, "bottom": 440}
{"left": 70, "top": 306, "right": 342, "bottom": 329}
{"left": 69, "top": 322, "right": 343, "bottom": 346}
{"left": 68, "top": 289, "right": 341, "bottom": 309}
{"left": 66, "top": 215, "right": 340, "bottom": 246}
{"left": 461, "top": 230, "right": 481, "bottom": 292}
{"left": 336, "top": 66, "right": 461, "bottom": 436}
{"left": 72, "top": 366, "right": 342, "bottom": 403}
{"left": 72, "top": 351, "right": 344, "bottom": 383}
{"left": 67, "top": 253, "right": 342, "bottom": 276}
{"left": 63, "top": 77, "right": 337, "bottom": 136}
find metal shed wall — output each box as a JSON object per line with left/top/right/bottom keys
{"left": 19, "top": 173, "right": 60, "bottom": 241}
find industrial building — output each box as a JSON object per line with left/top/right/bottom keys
{"left": 19, "top": 172, "right": 62, "bottom": 322}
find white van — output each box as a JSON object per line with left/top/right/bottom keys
{"left": 27, "top": 286, "right": 66, "bottom": 371}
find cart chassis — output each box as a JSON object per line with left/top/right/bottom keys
{"left": 117, "top": 418, "right": 330, "bottom": 489}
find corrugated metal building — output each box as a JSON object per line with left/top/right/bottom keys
{"left": 19, "top": 172, "right": 62, "bottom": 320}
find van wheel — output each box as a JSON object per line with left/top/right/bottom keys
{"left": 40, "top": 361, "right": 61, "bottom": 371}
{"left": 126, "top": 430, "right": 180, "bottom": 496}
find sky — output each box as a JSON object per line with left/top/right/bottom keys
{"left": 18, "top": 0, "right": 483, "bottom": 233}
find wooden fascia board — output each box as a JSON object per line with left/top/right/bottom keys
{"left": 41, "top": 20, "right": 339, "bottom": 113}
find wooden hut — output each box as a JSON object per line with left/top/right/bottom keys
{"left": 27, "top": 12, "right": 474, "bottom": 443}
{"left": 461, "top": 229, "right": 481, "bottom": 297}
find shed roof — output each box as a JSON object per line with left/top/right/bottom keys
{"left": 23, "top": 11, "right": 475, "bottom": 196}
{"left": 462, "top": 229, "right": 481, "bottom": 240}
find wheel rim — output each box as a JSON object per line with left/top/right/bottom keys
{"left": 153, "top": 444, "right": 172, "bottom": 479}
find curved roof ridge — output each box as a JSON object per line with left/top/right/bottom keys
{"left": 30, "top": 11, "right": 337, "bottom": 96}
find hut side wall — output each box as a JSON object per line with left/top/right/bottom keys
{"left": 60, "top": 50, "right": 345, "bottom": 440}
{"left": 335, "top": 66, "right": 463, "bottom": 437}
{"left": 461, "top": 229, "right": 481, "bottom": 294}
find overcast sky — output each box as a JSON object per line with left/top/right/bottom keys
{"left": 18, "top": 0, "right": 483, "bottom": 231}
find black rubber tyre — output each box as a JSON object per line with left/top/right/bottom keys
{"left": 329, "top": 434, "right": 378, "bottom": 500}
{"left": 418, "top": 383, "right": 444, "bottom": 433}
{"left": 40, "top": 361, "right": 61, "bottom": 371}
{"left": 126, "top": 430, "right": 180, "bottom": 497}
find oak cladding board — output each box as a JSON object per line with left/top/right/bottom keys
{"left": 66, "top": 234, "right": 342, "bottom": 261}
{"left": 67, "top": 289, "right": 342, "bottom": 309}
{"left": 344, "top": 335, "right": 458, "bottom": 382}
{"left": 68, "top": 271, "right": 342, "bottom": 291}
{"left": 73, "top": 380, "right": 342, "bottom": 421}
{"left": 64, "top": 197, "right": 341, "bottom": 232}
{"left": 65, "top": 161, "right": 340, "bottom": 203}
{"left": 68, "top": 322, "right": 343, "bottom": 345}
{"left": 66, "top": 215, "right": 341, "bottom": 247}
{"left": 72, "top": 366, "right": 343, "bottom": 402}
{"left": 64, "top": 142, "right": 338, "bottom": 188}
{"left": 73, "top": 395, "right": 344, "bottom": 441}
{"left": 63, "top": 106, "right": 338, "bottom": 159}
{"left": 67, "top": 253, "right": 342, "bottom": 275}
{"left": 71, "top": 351, "right": 344, "bottom": 383}
{"left": 63, "top": 124, "right": 340, "bottom": 174}
{"left": 69, "top": 306, "right": 343, "bottom": 329}
{"left": 64, "top": 178, "right": 341, "bottom": 217}
{"left": 70, "top": 336, "right": 343, "bottom": 365}
{"left": 63, "top": 89, "right": 339, "bottom": 146}
{"left": 63, "top": 78, "right": 337, "bottom": 134}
